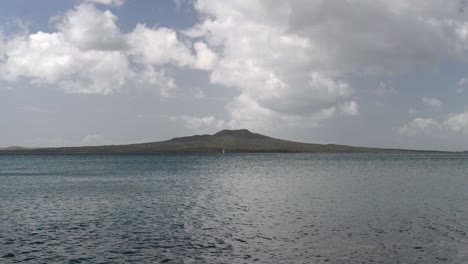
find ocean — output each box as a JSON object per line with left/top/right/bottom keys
{"left": 0, "top": 153, "right": 467, "bottom": 263}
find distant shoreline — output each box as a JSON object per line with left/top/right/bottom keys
{"left": 0, "top": 129, "right": 456, "bottom": 155}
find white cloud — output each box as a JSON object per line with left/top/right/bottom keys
{"left": 409, "top": 108, "right": 420, "bottom": 115}
{"left": 0, "top": 3, "right": 210, "bottom": 96}
{"left": 225, "top": 93, "right": 340, "bottom": 132}
{"left": 166, "top": 115, "right": 226, "bottom": 133}
{"left": 127, "top": 24, "right": 217, "bottom": 70}
{"left": 174, "top": 0, "right": 182, "bottom": 10}
{"left": 458, "top": 77, "right": 468, "bottom": 92}
{"left": 184, "top": 116, "right": 226, "bottom": 132}
{"left": 185, "top": 1, "right": 362, "bottom": 127}
{"left": 0, "top": 4, "right": 131, "bottom": 94}
{"left": 339, "top": 101, "right": 359, "bottom": 116}
{"left": 445, "top": 111, "right": 468, "bottom": 134}
{"left": 3, "top": 0, "right": 468, "bottom": 135}
{"left": 225, "top": 94, "right": 276, "bottom": 131}
{"left": 181, "top": 0, "right": 468, "bottom": 130}
{"left": 372, "top": 82, "right": 398, "bottom": 97}
{"left": 422, "top": 97, "right": 443, "bottom": 110}
{"left": 84, "top": 0, "right": 124, "bottom": 6}
{"left": 1, "top": 32, "right": 75, "bottom": 83}
{"left": 280, "top": 0, "right": 463, "bottom": 74}
{"left": 397, "top": 117, "right": 441, "bottom": 136}
{"left": 459, "top": 78, "right": 468, "bottom": 86}
{"left": 55, "top": 3, "right": 126, "bottom": 51}
{"left": 257, "top": 72, "right": 354, "bottom": 116}
{"left": 0, "top": 31, "right": 5, "bottom": 61}
{"left": 193, "top": 42, "right": 217, "bottom": 70}
{"left": 127, "top": 24, "right": 194, "bottom": 67}
{"left": 0, "top": 29, "right": 131, "bottom": 94}
{"left": 130, "top": 66, "right": 176, "bottom": 98}
{"left": 398, "top": 111, "right": 468, "bottom": 136}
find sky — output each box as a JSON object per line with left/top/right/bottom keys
{"left": 1, "top": 0, "right": 468, "bottom": 151}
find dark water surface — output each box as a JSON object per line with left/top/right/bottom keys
{"left": 0, "top": 154, "right": 467, "bottom": 263}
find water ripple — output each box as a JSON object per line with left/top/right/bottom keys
{"left": 0, "top": 153, "right": 467, "bottom": 263}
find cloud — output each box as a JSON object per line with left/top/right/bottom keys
{"left": 408, "top": 97, "right": 444, "bottom": 115}
{"left": 397, "top": 117, "right": 441, "bottom": 136}
{"left": 409, "top": 108, "right": 420, "bottom": 115}
{"left": 84, "top": 0, "right": 124, "bottom": 6}
{"left": 339, "top": 101, "right": 359, "bottom": 116}
{"left": 372, "top": 82, "right": 398, "bottom": 97}
{"left": 225, "top": 93, "right": 340, "bottom": 132}
{"left": 127, "top": 24, "right": 195, "bottom": 67}
{"left": 0, "top": 29, "right": 131, "bottom": 94}
{"left": 55, "top": 3, "right": 127, "bottom": 51}
{"left": 458, "top": 77, "right": 468, "bottom": 92}
{"left": 166, "top": 115, "right": 226, "bottom": 133}
{"left": 193, "top": 42, "right": 217, "bottom": 70}
{"left": 131, "top": 66, "right": 176, "bottom": 98}
{"left": 445, "top": 111, "right": 468, "bottom": 134}
{"left": 0, "top": 3, "right": 214, "bottom": 96}
{"left": 183, "top": 0, "right": 468, "bottom": 129}
{"left": 185, "top": 1, "right": 368, "bottom": 128}
{"left": 398, "top": 111, "right": 468, "bottom": 136}
{"left": 184, "top": 116, "right": 226, "bottom": 132}
{"left": 459, "top": 78, "right": 468, "bottom": 86}
{"left": 3, "top": 0, "right": 468, "bottom": 134}
{"left": 0, "top": 31, "right": 5, "bottom": 61}
{"left": 0, "top": 4, "right": 130, "bottom": 94}
{"left": 422, "top": 97, "right": 443, "bottom": 110}
{"left": 225, "top": 94, "right": 276, "bottom": 131}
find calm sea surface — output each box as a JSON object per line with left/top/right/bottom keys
{"left": 0, "top": 154, "right": 467, "bottom": 263}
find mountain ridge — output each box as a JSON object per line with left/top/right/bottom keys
{"left": 0, "top": 129, "right": 447, "bottom": 154}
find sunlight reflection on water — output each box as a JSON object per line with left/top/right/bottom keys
{"left": 0, "top": 153, "right": 467, "bottom": 263}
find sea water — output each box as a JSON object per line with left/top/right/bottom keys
{"left": 0, "top": 153, "right": 467, "bottom": 263}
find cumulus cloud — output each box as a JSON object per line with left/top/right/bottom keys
{"left": 84, "top": 0, "right": 124, "bottom": 6}
{"left": 409, "top": 108, "right": 421, "bottom": 115}
{"left": 0, "top": 30, "right": 131, "bottom": 94}
{"left": 0, "top": 3, "right": 215, "bottom": 96}
{"left": 458, "top": 77, "right": 468, "bottom": 92}
{"left": 185, "top": 1, "right": 369, "bottom": 128}
{"left": 3, "top": 0, "right": 468, "bottom": 133}
{"left": 372, "top": 82, "right": 398, "bottom": 97}
{"left": 422, "top": 97, "right": 443, "bottom": 110}
{"left": 127, "top": 24, "right": 194, "bottom": 67}
{"left": 182, "top": 0, "right": 468, "bottom": 129}
{"left": 225, "top": 94, "right": 276, "bottom": 131}
{"left": 166, "top": 115, "right": 226, "bottom": 133}
{"left": 397, "top": 117, "right": 441, "bottom": 136}
{"left": 225, "top": 93, "right": 341, "bottom": 132}
{"left": 184, "top": 116, "right": 226, "bottom": 132}
{"left": 0, "top": 31, "right": 5, "bottom": 61}
{"left": 193, "top": 42, "right": 217, "bottom": 70}
{"left": 398, "top": 111, "right": 468, "bottom": 136}
{"left": 55, "top": 3, "right": 126, "bottom": 51}
{"left": 339, "top": 101, "right": 359, "bottom": 116}
{"left": 445, "top": 111, "right": 468, "bottom": 134}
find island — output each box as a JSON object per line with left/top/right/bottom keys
{"left": 0, "top": 129, "right": 440, "bottom": 154}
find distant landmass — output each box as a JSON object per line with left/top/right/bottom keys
{"left": 0, "top": 129, "right": 443, "bottom": 154}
